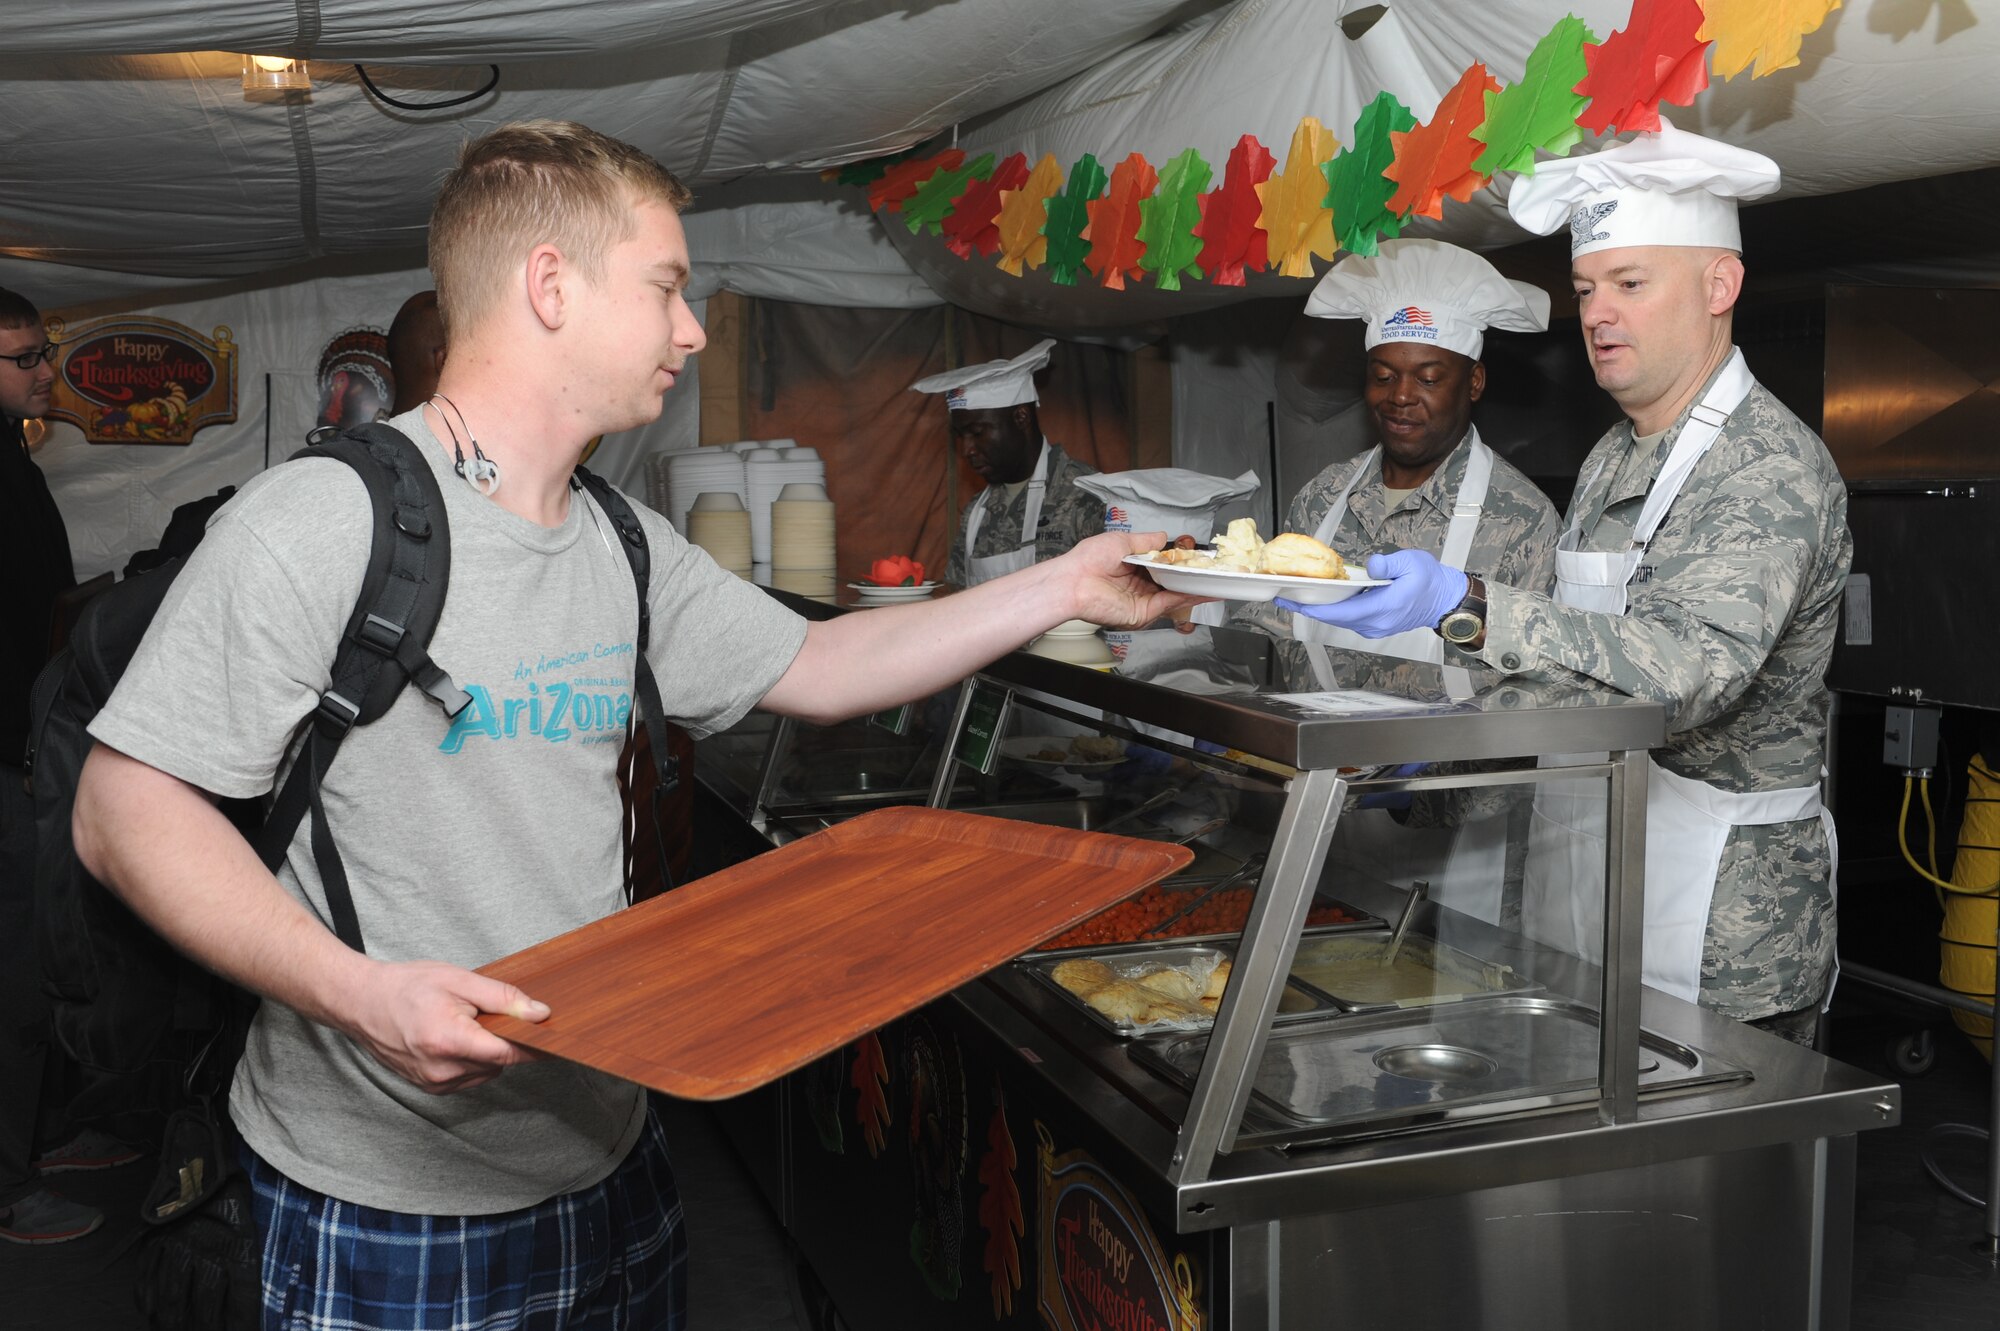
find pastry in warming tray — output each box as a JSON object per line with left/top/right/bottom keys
{"left": 1198, "top": 958, "right": 1232, "bottom": 1012}
{"left": 1085, "top": 980, "right": 1203, "bottom": 1026}
{"left": 1132, "top": 966, "right": 1203, "bottom": 1005}
{"left": 1051, "top": 958, "right": 1115, "bottom": 996}
{"left": 1260, "top": 532, "right": 1347, "bottom": 580}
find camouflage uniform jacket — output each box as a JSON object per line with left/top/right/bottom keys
{"left": 1236, "top": 429, "right": 1561, "bottom": 639}
{"left": 946, "top": 440, "right": 1102, "bottom": 587}
{"left": 1470, "top": 365, "right": 1853, "bottom": 1021}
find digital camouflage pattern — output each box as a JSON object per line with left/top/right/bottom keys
{"left": 1238, "top": 432, "right": 1562, "bottom": 924}
{"left": 1235, "top": 429, "right": 1561, "bottom": 640}
{"left": 946, "top": 440, "right": 1102, "bottom": 586}
{"left": 1477, "top": 372, "right": 1851, "bottom": 1022}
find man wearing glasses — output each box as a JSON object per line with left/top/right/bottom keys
{"left": 1, "top": 287, "right": 128, "bottom": 1247}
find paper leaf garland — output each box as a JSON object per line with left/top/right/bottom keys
{"left": 1256, "top": 117, "right": 1340, "bottom": 279}
{"left": 868, "top": 148, "right": 964, "bottom": 213}
{"left": 1083, "top": 152, "right": 1158, "bottom": 291}
{"left": 943, "top": 152, "right": 1030, "bottom": 259}
{"left": 1136, "top": 148, "right": 1212, "bottom": 290}
{"left": 995, "top": 153, "right": 1064, "bottom": 276}
{"left": 1577, "top": 0, "right": 1711, "bottom": 134}
{"left": 1699, "top": 0, "right": 1840, "bottom": 80}
{"left": 1471, "top": 14, "right": 1598, "bottom": 177}
{"left": 903, "top": 151, "right": 994, "bottom": 235}
{"left": 1323, "top": 91, "right": 1418, "bottom": 257}
{"left": 1193, "top": 134, "right": 1275, "bottom": 287}
{"left": 832, "top": 145, "right": 919, "bottom": 189}
{"left": 1384, "top": 63, "right": 1501, "bottom": 222}
{"left": 1043, "top": 154, "right": 1108, "bottom": 287}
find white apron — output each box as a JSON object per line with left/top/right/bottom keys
{"left": 1293, "top": 435, "right": 1509, "bottom": 923}
{"left": 1521, "top": 349, "right": 1837, "bottom": 1004}
{"left": 962, "top": 440, "right": 1049, "bottom": 587}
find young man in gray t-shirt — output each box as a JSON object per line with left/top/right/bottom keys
{"left": 74, "top": 121, "right": 1193, "bottom": 1330}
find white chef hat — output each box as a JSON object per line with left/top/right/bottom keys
{"left": 1507, "top": 120, "right": 1781, "bottom": 258}
{"left": 1304, "top": 238, "right": 1549, "bottom": 360}
{"left": 910, "top": 337, "right": 1057, "bottom": 412}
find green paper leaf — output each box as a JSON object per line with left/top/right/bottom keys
{"left": 835, "top": 145, "right": 920, "bottom": 189}
{"left": 1043, "top": 154, "right": 1108, "bottom": 287}
{"left": 902, "top": 152, "right": 996, "bottom": 235}
{"left": 1136, "top": 148, "right": 1212, "bottom": 290}
{"left": 1471, "top": 14, "right": 1599, "bottom": 178}
{"left": 1322, "top": 91, "right": 1417, "bottom": 259}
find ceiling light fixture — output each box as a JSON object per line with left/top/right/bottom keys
{"left": 241, "top": 54, "right": 311, "bottom": 95}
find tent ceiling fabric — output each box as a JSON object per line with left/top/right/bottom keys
{"left": 1, "top": 0, "right": 1995, "bottom": 318}
{"left": 0, "top": 0, "right": 1211, "bottom": 306}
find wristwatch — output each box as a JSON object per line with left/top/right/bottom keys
{"left": 1436, "top": 575, "right": 1487, "bottom": 646}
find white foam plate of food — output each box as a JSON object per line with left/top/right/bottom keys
{"left": 1000, "top": 736, "right": 1127, "bottom": 772}
{"left": 1124, "top": 521, "right": 1387, "bottom": 604}
{"left": 1123, "top": 556, "right": 1388, "bottom": 604}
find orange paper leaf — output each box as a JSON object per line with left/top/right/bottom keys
{"left": 1082, "top": 152, "right": 1158, "bottom": 291}
{"left": 1577, "top": 0, "right": 1712, "bottom": 133}
{"left": 1698, "top": 0, "right": 1840, "bottom": 79}
{"left": 1385, "top": 63, "right": 1502, "bottom": 221}
{"left": 1255, "top": 117, "right": 1339, "bottom": 279}
{"left": 850, "top": 1033, "right": 890, "bottom": 1156}
{"left": 976, "top": 1091, "right": 1024, "bottom": 1319}
{"left": 995, "top": 153, "right": 1064, "bottom": 276}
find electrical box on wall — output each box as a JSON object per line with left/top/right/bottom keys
{"left": 1883, "top": 704, "right": 1942, "bottom": 773}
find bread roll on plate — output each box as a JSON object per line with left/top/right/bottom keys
{"left": 1261, "top": 533, "right": 1347, "bottom": 580}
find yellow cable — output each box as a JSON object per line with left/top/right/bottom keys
{"left": 1921, "top": 778, "right": 1940, "bottom": 877}
{"left": 1900, "top": 776, "right": 2000, "bottom": 897}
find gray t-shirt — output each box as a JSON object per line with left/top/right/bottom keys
{"left": 91, "top": 409, "right": 807, "bottom": 1213}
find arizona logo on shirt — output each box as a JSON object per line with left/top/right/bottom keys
{"left": 1382, "top": 306, "right": 1434, "bottom": 327}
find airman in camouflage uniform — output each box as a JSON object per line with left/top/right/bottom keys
{"left": 1235, "top": 432, "right": 1560, "bottom": 641}
{"left": 1288, "top": 128, "right": 1851, "bottom": 1042}
{"left": 946, "top": 441, "right": 1103, "bottom": 587}
{"left": 1469, "top": 376, "right": 1849, "bottom": 1036}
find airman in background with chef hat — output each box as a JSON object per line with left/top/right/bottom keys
{"left": 1281, "top": 122, "right": 1850, "bottom": 1045}
{"left": 1245, "top": 238, "right": 1563, "bottom": 926}
{"left": 912, "top": 338, "right": 1105, "bottom": 588}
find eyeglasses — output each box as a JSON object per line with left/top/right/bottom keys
{"left": 2, "top": 342, "right": 58, "bottom": 371}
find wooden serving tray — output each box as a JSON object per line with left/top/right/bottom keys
{"left": 477, "top": 806, "right": 1193, "bottom": 1099}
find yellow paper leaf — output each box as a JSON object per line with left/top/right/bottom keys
{"left": 995, "top": 153, "right": 1064, "bottom": 276}
{"left": 1254, "top": 117, "right": 1340, "bottom": 279}
{"left": 1698, "top": 0, "right": 1840, "bottom": 79}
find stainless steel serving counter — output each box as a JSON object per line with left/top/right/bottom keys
{"left": 694, "top": 594, "right": 1899, "bottom": 1330}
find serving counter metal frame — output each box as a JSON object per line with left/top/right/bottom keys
{"left": 697, "top": 597, "right": 1901, "bottom": 1329}
{"left": 935, "top": 652, "right": 1667, "bottom": 1201}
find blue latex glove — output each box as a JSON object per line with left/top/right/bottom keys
{"left": 1357, "top": 761, "right": 1425, "bottom": 811}
{"left": 1276, "top": 549, "right": 1467, "bottom": 637}
{"left": 1104, "top": 743, "right": 1176, "bottom": 783}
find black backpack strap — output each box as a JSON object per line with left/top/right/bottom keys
{"left": 253, "top": 423, "right": 468, "bottom": 951}
{"left": 572, "top": 465, "right": 680, "bottom": 898}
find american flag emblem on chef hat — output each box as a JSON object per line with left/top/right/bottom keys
{"left": 1381, "top": 306, "right": 1435, "bottom": 328}
{"left": 946, "top": 387, "right": 968, "bottom": 410}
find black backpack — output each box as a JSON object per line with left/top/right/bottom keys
{"left": 26, "top": 421, "right": 680, "bottom": 1129}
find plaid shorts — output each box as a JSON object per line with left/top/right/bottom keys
{"left": 242, "top": 1098, "right": 686, "bottom": 1331}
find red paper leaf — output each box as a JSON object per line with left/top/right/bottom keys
{"left": 943, "top": 152, "right": 1031, "bottom": 258}
{"left": 1082, "top": 153, "right": 1158, "bottom": 291}
{"left": 867, "top": 149, "right": 965, "bottom": 213}
{"left": 1193, "top": 134, "right": 1276, "bottom": 287}
{"left": 1384, "top": 63, "right": 1502, "bottom": 221}
{"left": 1577, "top": 0, "right": 1712, "bottom": 134}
